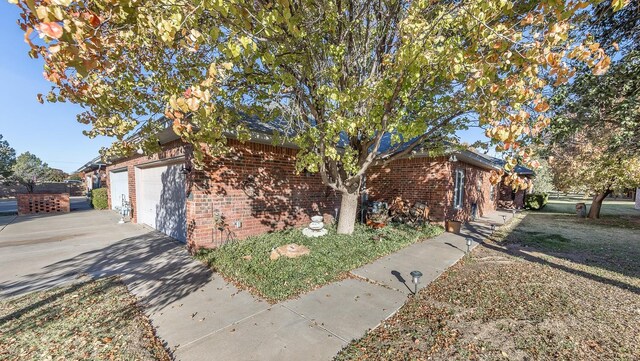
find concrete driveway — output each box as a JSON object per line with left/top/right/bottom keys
{"left": 0, "top": 209, "right": 270, "bottom": 360}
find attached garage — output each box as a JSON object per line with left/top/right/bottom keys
{"left": 135, "top": 161, "right": 187, "bottom": 243}
{"left": 109, "top": 169, "right": 129, "bottom": 211}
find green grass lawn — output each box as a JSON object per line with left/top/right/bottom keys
{"left": 336, "top": 199, "right": 640, "bottom": 360}
{"left": 0, "top": 277, "right": 170, "bottom": 361}
{"left": 196, "top": 223, "right": 443, "bottom": 302}
{"left": 542, "top": 194, "right": 638, "bottom": 217}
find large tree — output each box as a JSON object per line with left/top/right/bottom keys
{"left": 0, "top": 134, "right": 16, "bottom": 179}
{"left": 14, "top": 0, "right": 616, "bottom": 233}
{"left": 549, "top": 53, "right": 640, "bottom": 217}
{"left": 548, "top": 128, "right": 640, "bottom": 218}
{"left": 548, "top": 2, "right": 639, "bottom": 218}
{"left": 11, "top": 152, "right": 51, "bottom": 193}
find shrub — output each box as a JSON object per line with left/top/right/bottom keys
{"left": 90, "top": 188, "right": 108, "bottom": 209}
{"left": 524, "top": 192, "right": 549, "bottom": 210}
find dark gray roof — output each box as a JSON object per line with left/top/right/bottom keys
{"left": 78, "top": 114, "right": 533, "bottom": 176}
{"left": 76, "top": 155, "right": 106, "bottom": 173}
{"left": 454, "top": 149, "right": 534, "bottom": 175}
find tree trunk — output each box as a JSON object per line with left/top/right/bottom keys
{"left": 336, "top": 191, "right": 359, "bottom": 235}
{"left": 588, "top": 190, "right": 612, "bottom": 219}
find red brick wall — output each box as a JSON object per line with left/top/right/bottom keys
{"left": 106, "top": 139, "right": 340, "bottom": 250}
{"left": 366, "top": 156, "right": 452, "bottom": 221}
{"left": 445, "top": 162, "right": 497, "bottom": 221}
{"left": 17, "top": 193, "right": 70, "bottom": 215}
{"left": 366, "top": 157, "right": 497, "bottom": 223}
{"left": 188, "top": 139, "right": 340, "bottom": 249}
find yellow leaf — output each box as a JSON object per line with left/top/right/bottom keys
{"left": 611, "top": 0, "right": 628, "bottom": 12}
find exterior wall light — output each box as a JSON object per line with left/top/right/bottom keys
{"left": 180, "top": 165, "right": 192, "bottom": 174}
{"left": 410, "top": 270, "right": 423, "bottom": 296}
{"left": 449, "top": 154, "right": 458, "bottom": 162}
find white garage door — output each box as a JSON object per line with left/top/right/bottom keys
{"left": 136, "top": 163, "right": 187, "bottom": 242}
{"left": 109, "top": 169, "right": 129, "bottom": 211}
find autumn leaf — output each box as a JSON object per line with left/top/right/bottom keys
{"left": 534, "top": 101, "right": 550, "bottom": 113}
{"left": 36, "top": 22, "right": 63, "bottom": 39}
{"left": 592, "top": 56, "right": 611, "bottom": 76}
{"left": 611, "top": 0, "right": 629, "bottom": 12}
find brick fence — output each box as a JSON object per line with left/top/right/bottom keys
{"left": 17, "top": 193, "right": 70, "bottom": 215}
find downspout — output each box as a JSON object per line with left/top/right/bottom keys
{"left": 96, "top": 164, "right": 102, "bottom": 188}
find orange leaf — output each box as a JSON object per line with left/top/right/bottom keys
{"left": 534, "top": 101, "right": 549, "bottom": 113}
{"left": 37, "top": 22, "right": 64, "bottom": 39}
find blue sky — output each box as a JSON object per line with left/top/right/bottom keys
{"left": 0, "top": 4, "right": 112, "bottom": 173}
{"left": 0, "top": 4, "right": 488, "bottom": 174}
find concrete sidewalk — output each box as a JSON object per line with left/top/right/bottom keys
{"left": 171, "top": 209, "right": 514, "bottom": 361}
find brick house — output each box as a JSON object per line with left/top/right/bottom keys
{"left": 77, "top": 156, "right": 107, "bottom": 193}
{"left": 102, "top": 126, "right": 340, "bottom": 251}
{"left": 94, "top": 123, "right": 527, "bottom": 250}
{"left": 367, "top": 150, "right": 503, "bottom": 224}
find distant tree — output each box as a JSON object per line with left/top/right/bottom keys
{"left": 0, "top": 134, "right": 16, "bottom": 179}
{"left": 531, "top": 158, "right": 554, "bottom": 194}
{"left": 45, "top": 168, "right": 67, "bottom": 182}
{"left": 11, "top": 152, "right": 51, "bottom": 193}
{"left": 68, "top": 173, "right": 82, "bottom": 181}
{"left": 548, "top": 128, "right": 640, "bottom": 218}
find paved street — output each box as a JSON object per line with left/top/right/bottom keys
{"left": 0, "top": 208, "right": 512, "bottom": 360}
{"left": 0, "top": 196, "right": 91, "bottom": 213}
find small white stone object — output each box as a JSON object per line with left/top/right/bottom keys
{"left": 303, "top": 215, "right": 328, "bottom": 237}
{"left": 303, "top": 227, "right": 328, "bottom": 237}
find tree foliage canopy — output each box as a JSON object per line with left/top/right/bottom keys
{"left": 0, "top": 134, "right": 16, "bottom": 179}
{"left": 549, "top": 128, "right": 640, "bottom": 195}
{"left": 11, "top": 152, "right": 52, "bottom": 193}
{"left": 12, "top": 0, "right": 623, "bottom": 231}
{"left": 552, "top": 50, "right": 639, "bottom": 154}
{"left": 549, "top": 2, "right": 639, "bottom": 197}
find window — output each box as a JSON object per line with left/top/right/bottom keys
{"left": 489, "top": 184, "right": 495, "bottom": 201}
{"left": 453, "top": 169, "right": 465, "bottom": 209}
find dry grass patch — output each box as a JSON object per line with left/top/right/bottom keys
{"left": 0, "top": 277, "right": 170, "bottom": 361}
{"left": 336, "top": 211, "right": 640, "bottom": 360}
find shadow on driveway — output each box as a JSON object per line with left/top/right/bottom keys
{"left": 0, "top": 231, "right": 212, "bottom": 312}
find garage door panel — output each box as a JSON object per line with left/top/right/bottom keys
{"left": 137, "top": 164, "right": 187, "bottom": 242}
{"left": 109, "top": 170, "right": 129, "bottom": 211}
